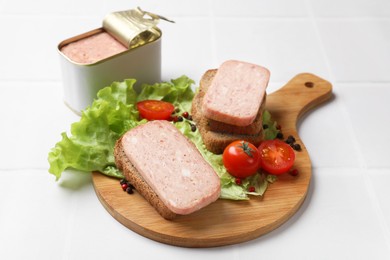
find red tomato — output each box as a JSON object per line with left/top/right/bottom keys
{"left": 136, "top": 100, "right": 175, "bottom": 121}
{"left": 258, "top": 140, "right": 295, "bottom": 175}
{"left": 222, "top": 141, "right": 260, "bottom": 178}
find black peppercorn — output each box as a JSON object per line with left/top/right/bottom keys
{"left": 276, "top": 132, "right": 284, "bottom": 139}
{"left": 188, "top": 122, "right": 197, "bottom": 132}
{"left": 293, "top": 143, "right": 301, "bottom": 151}
{"left": 286, "top": 135, "right": 295, "bottom": 144}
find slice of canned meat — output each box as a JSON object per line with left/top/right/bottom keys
{"left": 202, "top": 60, "right": 270, "bottom": 126}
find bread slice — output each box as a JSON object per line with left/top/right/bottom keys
{"left": 197, "top": 126, "right": 264, "bottom": 155}
{"left": 114, "top": 136, "right": 177, "bottom": 220}
{"left": 114, "top": 121, "right": 221, "bottom": 220}
{"left": 191, "top": 69, "right": 265, "bottom": 154}
{"left": 193, "top": 69, "right": 266, "bottom": 135}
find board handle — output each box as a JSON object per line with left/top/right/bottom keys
{"left": 267, "top": 73, "right": 333, "bottom": 123}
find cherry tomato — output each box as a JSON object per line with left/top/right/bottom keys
{"left": 222, "top": 141, "right": 260, "bottom": 178}
{"left": 258, "top": 139, "right": 295, "bottom": 175}
{"left": 136, "top": 100, "right": 175, "bottom": 121}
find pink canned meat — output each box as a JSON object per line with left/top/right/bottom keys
{"left": 60, "top": 31, "right": 127, "bottom": 64}
{"left": 202, "top": 60, "right": 270, "bottom": 126}
{"left": 121, "top": 120, "right": 221, "bottom": 215}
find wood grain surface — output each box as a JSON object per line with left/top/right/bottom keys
{"left": 92, "top": 73, "right": 332, "bottom": 248}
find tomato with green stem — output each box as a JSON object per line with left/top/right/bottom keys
{"left": 222, "top": 140, "right": 260, "bottom": 178}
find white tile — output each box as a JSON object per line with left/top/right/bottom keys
{"left": 106, "top": 0, "right": 211, "bottom": 17}
{"left": 368, "top": 168, "right": 390, "bottom": 236}
{"left": 0, "top": 16, "right": 98, "bottom": 81}
{"left": 212, "top": 0, "right": 308, "bottom": 17}
{"left": 2, "top": 0, "right": 106, "bottom": 16}
{"left": 214, "top": 18, "right": 330, "bottom": 82}
{"left": 160, "top": 17, "right": 215, "bottom": 84}
{"left": 298, "top": 91, "right": 361, "bottom": 168}
{"left": 317, "top": 18, "right": 390, "bottom": 82}
{"left": 310, "top": 0, "right": 390, "bottom": 17}
{"left": 0, "top": 81, "right": 79, "bottom": 169}
{"left": 2, "top": 0, "right": 210, "bottom": 17}
{"left": 238, "top": 168, "right": 390, "bottom": 259}
{"left": 336, "top": 83, "right": 390, "bottom": 167}
{"left": 0, "top": 170, "right": 88, "bottom": 259}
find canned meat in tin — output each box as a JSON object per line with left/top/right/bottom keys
{"left": 58, "top": 7, "right": 173, "bottom": 114}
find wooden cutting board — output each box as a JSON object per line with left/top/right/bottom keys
{"left": 92, "top": 73, "right": 332, "bottom": 248}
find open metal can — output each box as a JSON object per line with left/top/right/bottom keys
{"left": 58, "top": 7, "right": 172, "bottom": 114}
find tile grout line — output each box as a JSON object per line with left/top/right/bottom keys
{"left": 305, "top": 0, "right": 390, "bottom": 252}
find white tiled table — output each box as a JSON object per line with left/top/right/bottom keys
{"left": 1, "top": 0, "right": 390, "bottom": 259}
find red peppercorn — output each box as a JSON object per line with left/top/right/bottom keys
{"left": 290, "top": 169, "right": 299, "bottom": 176}
{"left": 121, "top": 183, "right": 128, "bottom": 191}
{"left": 248, "top": 186, "right": 256, "bottom": 192}
{"left": 276, "top": 125, "right": 282, "bottom": 130}
{"left": 182, "top": 112, "right": 189, "bottom": 118}
{"left": 172, "top": 116, "right": 178, "bottom": 122}
{"left": 235, "top": 178, "right": 242, "bottom": 185}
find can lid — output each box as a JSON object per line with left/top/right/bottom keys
{"left": 103, "top": 7, "right": 174, "bottom": 49}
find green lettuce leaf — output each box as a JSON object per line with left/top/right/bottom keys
{"left": 263, "top": 110, "right": 279, "bottom": 140}
{"left": 137, "top": 75, "right": 195, "bottom": 113}
{"left": 48, "top": 80, "right": 141, "bottom": 180}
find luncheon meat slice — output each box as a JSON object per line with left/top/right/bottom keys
{"left": 61, "top": 31, "right": 127, "bottom": 64}
{"left": 121, "top": 120, "right": 220, "bottom": 215}
{"left": 202, "top": 60, "right": 270, "bottom": 126}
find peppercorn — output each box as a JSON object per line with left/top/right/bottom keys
{"left": 276, "top": 124, "right": 282, "bottom": 130}
{"left": 187, "top": 115, "right": 193, "bottom": 121}
{"left": 126, "top": 187, "right": 134, "bottom": 194}
{"left": 293, "top": 143, "right": 301, "bottom": 151}
{"left": 248, "top": 186, "right": 256, "bottom": 192}
{"left": 263, "top": 124, "right": 268, "bottom": 129}
{"left": 182, "top": 111, "right": 189, "bottom": 119}
{"left": 177, "top": 116, "right": 183, "bottom": 122}
{"left": 120, "top": 179, "right": 127, "bottom": 185}
{"left": 235, "top": 178, "right": 242, "bottom": 185}
{"left": 127, "top": 182, "right": 135, "bottom": 190}
{"left": 289, "top": 169, "right": 299, "bottom": 176}
{"left": 286, "top": 135, "right": 295, "bottom": 144}
{"left": 190, "top": 124, "right": 197, "bottom": 132}
{"left": 121, "top": 183, "right": 128, "bottom": 191}
{"left": 276, "top": 132, "right": 284, "bottom": 139}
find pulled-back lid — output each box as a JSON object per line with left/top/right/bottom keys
{"left": 103, "top": 7, "right": 174, "bottom": 49}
